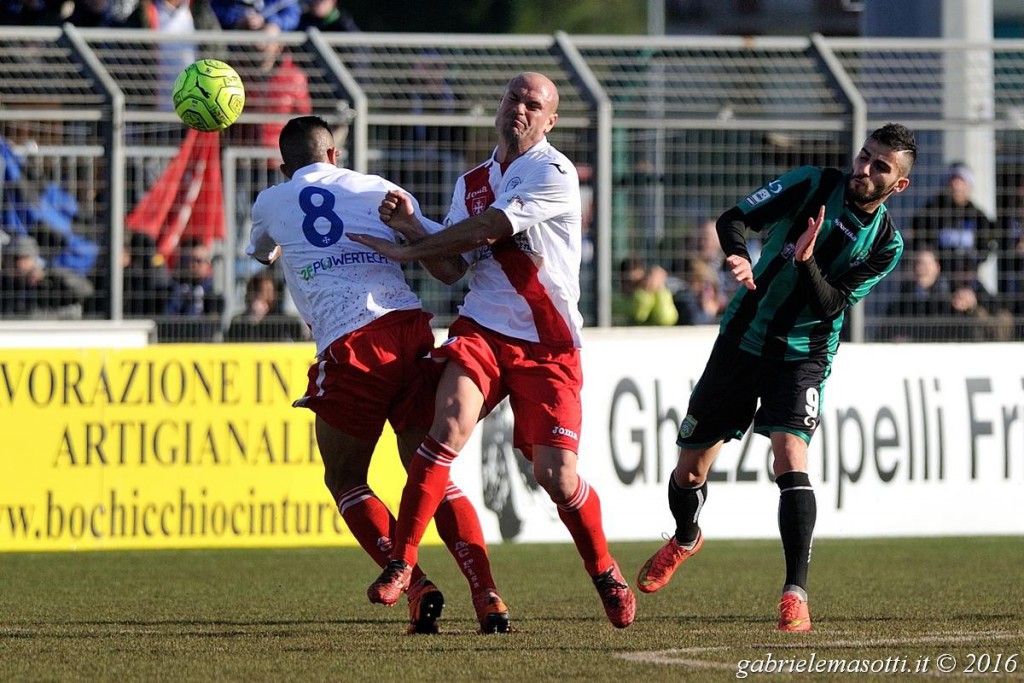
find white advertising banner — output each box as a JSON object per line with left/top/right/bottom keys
{"left": 449, "top": 329, "right": 1024, "bottom": 543}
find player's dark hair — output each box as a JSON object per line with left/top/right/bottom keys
{"left": 279, "top": 116, "right": 334, "bottom": 170}
{"left": 870, "top": 122, "right": 917, "bottom": 170}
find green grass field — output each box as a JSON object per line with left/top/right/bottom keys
{"left": 1, "top": 537, "right": 1022, "bottom": 682}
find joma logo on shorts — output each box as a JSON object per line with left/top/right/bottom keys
{"left": 551, "top": 426, "right": 579, "bottom": 440}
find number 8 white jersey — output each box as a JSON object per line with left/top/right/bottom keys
{"left": 247, "top": 162, "right": 435, "bottom": 354}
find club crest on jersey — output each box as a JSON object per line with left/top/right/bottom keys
{"left": 679, "top": 415, "right": 698, "bottom": 439}
{"left": 466, "top": 185, "right": 492, "bottom": 216}
{"left": 849, "top": 248, "right": 870, "bottom": 267}
{"left": 506, "top": 177, "right": 522, "bottom": 191}
{"left": 781, "top": 242, "right": 796, "bottom": 260}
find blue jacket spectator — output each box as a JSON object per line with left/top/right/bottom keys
{"left": 211, "top": 0, "right": 298, "bottom": 31}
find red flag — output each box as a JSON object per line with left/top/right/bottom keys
{"left": 126, "top": 129, "right": 225, "bottom": 262}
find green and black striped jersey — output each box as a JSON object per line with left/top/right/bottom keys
{"left": 718, "top": 165, "right": 904, "bottom": 362}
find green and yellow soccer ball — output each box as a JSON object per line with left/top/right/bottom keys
{"left": 172, "top": 59, "right": 245, "bottom": 132}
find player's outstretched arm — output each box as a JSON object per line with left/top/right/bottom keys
{"left": 379, "top": 190, "right": 427, "bottom": 241}
{"left": 352, "top": 207, "right": 512, "bottom": 263}
{"left": 378, "top": 190, "right": 467, "bottom": 284}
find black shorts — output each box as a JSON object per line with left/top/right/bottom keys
{"left": 676, "top": 337, "right": 830, "bottom": 448}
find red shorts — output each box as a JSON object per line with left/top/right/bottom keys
{"left": 294, "top": 309, "right": 441, "bottom": 441}
{"left": 431, "top": 316, "right": 582, "bottom": 459}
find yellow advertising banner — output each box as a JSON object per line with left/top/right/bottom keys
{"left": 0, "top": 344, "right": 422, "bottom": 552}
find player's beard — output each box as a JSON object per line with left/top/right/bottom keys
{"left": 847, "top": 176, "right": 896, "bottom": 206}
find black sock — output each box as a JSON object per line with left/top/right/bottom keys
{"left": 776, "top": 470, "right": 816, "bottom": 592}
{"left": 668, "top": 476, "right": 706, "bottom": 545}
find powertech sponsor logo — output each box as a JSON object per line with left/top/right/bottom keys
{"left": 298, "top": 251, "right": 390, "bottom": 280}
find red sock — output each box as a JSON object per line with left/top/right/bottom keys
{"left": 556, "top": 478, "right": 612, "bottom": 576}
{"left": 393, "top": 436, "right": 458, "bottom": 567}
{"left": 434, "top": 482, "right": 497, "bottom": 597}
{"left": 337, "top": 485, "right": 424, "bottom": 583}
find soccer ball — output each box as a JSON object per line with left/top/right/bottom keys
{"left": 172, "top": 59, "right": 245, "bottom": 132}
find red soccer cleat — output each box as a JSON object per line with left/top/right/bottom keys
{"left": 368, "top": 560, "right": 412, "bottom": 606}
{"left": 592, "top": 561, "right": 636, "bottom": 629}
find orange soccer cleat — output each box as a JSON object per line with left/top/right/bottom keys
{"left": 777, "top": 591, "right": 812, "bottom": 632}
{"left": 406, "top": 577, "right": 445, "bottom": 635}
{"left": 636, "top": 532, "right": 704, "bottom": 594}
{"left": 473, "top": 590, "right": 511, "bottom": 634}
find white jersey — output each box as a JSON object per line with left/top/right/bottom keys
{"left": 446, "top": 138, "right": 584, "bottom": 347}
{"left": 248, "top": 162, "right": 439, "bottom": 355}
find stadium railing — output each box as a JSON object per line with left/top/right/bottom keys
{"left": 1, "top": 27, "right": 1023, "bottom": 342}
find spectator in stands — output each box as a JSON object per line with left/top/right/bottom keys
{"left": 689, "top": 220, "right": 725, "bottom": 276}
{"left": 230, "top": 24, "right": 312, "bottom": 160}
{"left": 225, "top": 269, "right": 308, "bottom": 341}
{"left": 297, "top": 0, "right": 357, "bottom": 31}
{"left": 139, "top": 0, "right": 219, "bottom": 30}
{"left": 885, "top": 247, "right": 1012, "bottom": 342}
{"left": 676, "top": 258, "right": 727, "bottom": 326}
{"left": 630, "top": 263, "right": 679, "bottom": 326}
{"left": 883, "top": 248, "right": 954, "bottom": 341}
{"left": 0, "top": 234, "right": 93, "bottom": 319}
{"left": 0, "top": 0, "right": 65, "bottom": 24}
{"left": 140, "top": 0, "right": 224, "bottom": 106}
{"left": 910, "top": 161, "right": 995, "bottom": 290}
{"left": 611, "top": 255, "right": 646, "bottom": 326}
{"left": 165, "top": 237, "right": 223, "bottom": 317}
{"left": 949, "top": 283, "right": 1014, "bottom": 342}
{"left": 123, "top": 231, "right": 173, "bottom": 317}
{"left": 211, "top": 0, "right": 297, "bottom": 30}
{"left": 997, "top": 174, "right": 1024, "bottom": 325}
{"left": 67, "top": 0, "right": 141, "bottom": 27}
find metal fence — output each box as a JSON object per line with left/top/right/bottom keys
{"left": 1, "top": 27, "right": 1023, "bottom": 342}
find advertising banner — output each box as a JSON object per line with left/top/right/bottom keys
{"left": 2, "top": 331, "right": 1021, "bottom": 551}
{"left": 0, "top": 345, "right": 412, "bottom": 551}
{"left": 454, "top": 332, "right": 1024, "bottom": 543}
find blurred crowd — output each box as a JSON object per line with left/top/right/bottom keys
{"left": 613, "top": 160, "right": 1024, "bottom": 342}
{"left": 0, "top": 0, "right": 358, "bottom": 32}
{"left": 1, "top": 2, "right": 1022, "bottom": 342}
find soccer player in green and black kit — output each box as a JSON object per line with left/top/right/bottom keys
{"left": 636, "top": 123, "right": 917, "bottom": 632}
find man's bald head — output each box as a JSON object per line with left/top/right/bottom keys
{"left": 495, "top": 71, "right": 560, "bottom": 159}
{"left": 507, "top": 71, "right": 559, "bottom": 112}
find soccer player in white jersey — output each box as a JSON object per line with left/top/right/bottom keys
{"left": 350, "top": 72, "right": 636, "bottom": 630}
{"left": 247, "top": 115, "right": 506, "bottom": 635}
